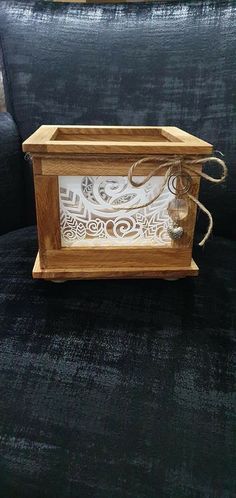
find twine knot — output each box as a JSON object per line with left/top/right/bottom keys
{"left": 126, "top": 154, "right": 227, "bottom": 246}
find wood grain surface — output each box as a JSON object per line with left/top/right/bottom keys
{"left": 34, "top": 175, "right": 61, "bottom": 267}
{"left": 33, "top": 253, "right": 199, "bottom": 280}
{"left": 23, "top": 125, "right": 212, "bottom": 155}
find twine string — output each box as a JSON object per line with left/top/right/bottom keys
{"left": 187, "top": 193, "right": 213, "bottom": 247}
{"left": 119, "top": 154, "right": 227, "bottom": 246}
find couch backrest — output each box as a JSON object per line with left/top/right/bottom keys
{"left": 0, "top": 0, "right": 235, "bottom": 238}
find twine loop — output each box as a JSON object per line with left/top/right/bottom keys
{"left": 125, "top": 154, "right": 227, "bottom": 246}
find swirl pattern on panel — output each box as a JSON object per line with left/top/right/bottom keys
{"left": 59, "top": 176, "right": 173, "bottom": 246}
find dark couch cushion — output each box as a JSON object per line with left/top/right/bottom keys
{"left": 0, "top": 0, "right": 236, "bottom": 238}
{"left": 0, "top": 112, "right": 26, "bottom": 234}
{"left": 0, "top": 226, "right": 235, "bottom": 497}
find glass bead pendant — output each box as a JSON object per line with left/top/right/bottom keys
{"left": 168, "top": 197, "right": 188, "bottom": 222}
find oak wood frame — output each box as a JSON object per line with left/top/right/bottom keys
{"left": 23, "top": 125, "right": 212, "bottom": 155}
{"left": 23, "top": 126, "right": 213, "bottom": 280}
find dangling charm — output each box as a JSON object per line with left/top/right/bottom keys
{"left": 168, "top": 197, "right": 188, "bottom": 222}
{"left": 167, "top": 221, "right": 184, "bottom": 240}
{"left": 167, "top": 197, "right": 188, "bottom": 240}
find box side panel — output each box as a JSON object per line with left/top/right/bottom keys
{"left": 33, "top": 171, "right": 61, "bottom": 267}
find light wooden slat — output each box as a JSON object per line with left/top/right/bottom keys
{"left": 23, "top": 125, "right": 58, "bottom": 149}
{"left": 33, "top": 253, "right": 199, "bottom": 280}
{"left": 42, "top": 141, "right": 212, "bottom": 155}
{"left": 34, "top": 175, "right": 61, "bottom": 267}
{"left": 41, "top": 156, "right": 203, "bottom": 176}
{"left": 42, "top": 158, "right": 166, "bottom": 176}
{"left": 54, "top": 126, "right": 167, "bottom": 136}
{"left": 32, "top": 157, "right": 42, "bottom": 175}
{"left": 34, "top": 125, "right": 165, "bottom": 131}
{"left": 164, "top": 127, "right": 209, "bottom": 145}
{"left": 43, "top": 246, "right": 192, "bottom": 269}
{"left": 54, "top": 134, "right": 171, "bottom": 143}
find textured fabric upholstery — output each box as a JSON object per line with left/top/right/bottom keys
{"left": 0, "top": 0, "right": 236, "bottom": 237}
{"left": 0, "top": 112, "right": 26, "bottom": 234}
{"left": 0, "top": 2, "right": 235, "bottom": 496}
{"left": 0, "top": 226, "right": 235, "bottom": 498}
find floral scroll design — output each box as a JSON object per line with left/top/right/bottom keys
{"left": 59, "top": 176, "right": 174, "bottom": 246}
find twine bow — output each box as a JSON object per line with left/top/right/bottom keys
{"left": 124, "top": 154, "right": 227, "bottom": 246}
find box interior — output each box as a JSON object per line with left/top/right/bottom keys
{"left": 51, "top": 127, "right": 182, "bottom": 143}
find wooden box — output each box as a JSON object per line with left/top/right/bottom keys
{"left": 22, "top": 125, "right": 212, "bottom": 281}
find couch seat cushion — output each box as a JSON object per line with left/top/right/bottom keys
{"left": 0, "top": 226, "right": 235, "bottom": 498}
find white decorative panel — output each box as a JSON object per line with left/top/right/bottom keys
{"left": 59, "top": 176, "right": 174, "bottom": 247}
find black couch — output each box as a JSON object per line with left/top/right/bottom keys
{"left": 0, "top": 1, "right": 235, "bottom": 497}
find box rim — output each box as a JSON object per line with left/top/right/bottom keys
{"left": 22, "top": 125, "right": 213, "bottom": 155}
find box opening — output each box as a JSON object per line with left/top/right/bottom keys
{"left": 52, "top": 127, "right": 182, "bottom": 143}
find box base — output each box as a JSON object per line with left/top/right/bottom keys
{"left": 32, "top": 253, "right": 199, "bottom": 280}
